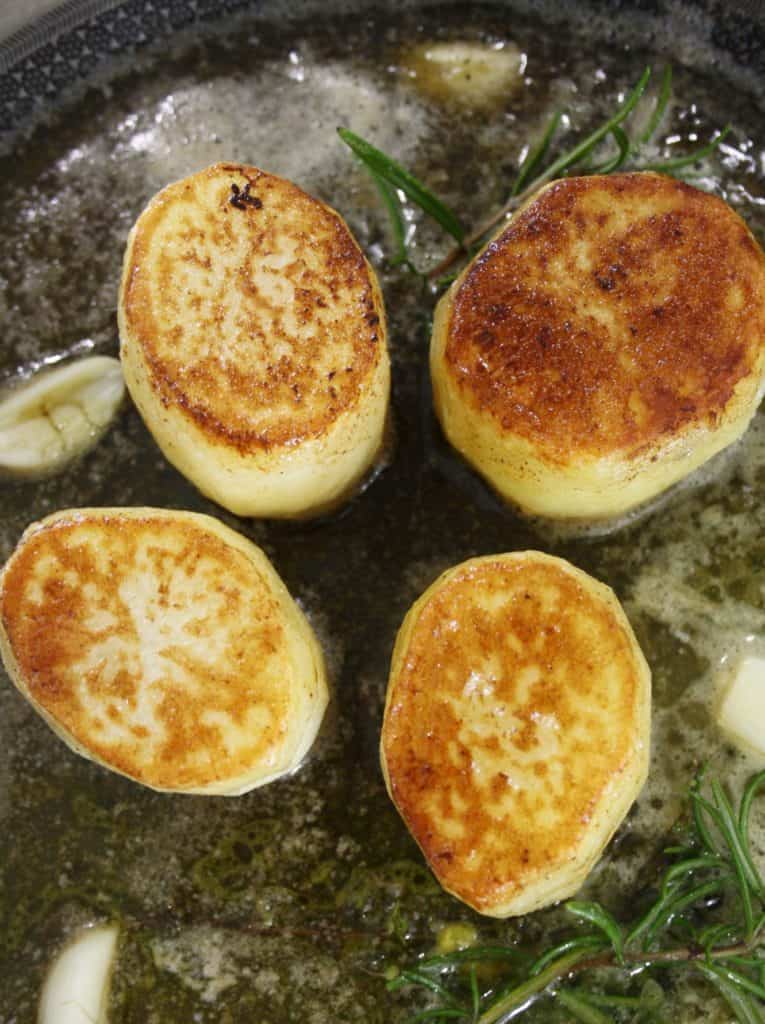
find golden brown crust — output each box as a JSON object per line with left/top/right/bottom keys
{"left": 381, "top": 553, "right": 650, "bottom": 915}
{"left": 0, "top": 509, "right": 326, "bottom": 792}
{"left": 121, "top": 162, "right": 384, "bottom": 454}
{"left": 443, "top": 173, "right": 765, "bottom": 465}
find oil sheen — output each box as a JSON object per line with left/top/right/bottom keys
{"left": 0, "top": 4, "right": 764, "bottom": 1022}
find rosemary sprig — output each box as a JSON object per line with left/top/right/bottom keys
{"left": 508, "top": 64, "right": 651, "bottom": 193}
{"left": 387, "top": 771, "right": 765, "bottom": 1024}
{"left": 337, "top": 127, "right": 465, "bottom": 245}
{"left": 338, "top": 65, "right": 730, "bottom": 281}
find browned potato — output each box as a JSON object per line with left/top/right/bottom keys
{"left": 381, "top": 551, "right": 650, "bottom": 917}
{"left": 431, "top": 172, "right": 765, "bottom": 520}
{"left": 0, "top": 508, "right": 328, "bottom": 794}
{"left": 119, "top": 163, "right": 389, "bottom": 519}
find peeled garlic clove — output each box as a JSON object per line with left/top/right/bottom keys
{"left": 38, "top": 923, "right": 119, "bottom": 1024}
{"left": 400, "top": 41, "right": 525, "bottom": 109}
{"left": 0, "top": 356, "right": 124, "bottom": 478}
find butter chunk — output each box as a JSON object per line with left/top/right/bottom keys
{"left": 716, "top": 654, "right": 765, "bottom": 761}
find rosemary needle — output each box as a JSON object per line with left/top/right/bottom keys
{"left": 511, "top": 110, "right": 562, "bottom": 196}
{"left": 367, "top": 166, "right": 410, "bottom": 267}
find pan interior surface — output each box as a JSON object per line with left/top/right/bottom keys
{"left": 0, "top": 2, "right": 765, "bottom": 1021}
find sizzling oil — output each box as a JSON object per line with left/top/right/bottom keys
{"left": 0, "top": 4, "right": 764, "bottom": 1022}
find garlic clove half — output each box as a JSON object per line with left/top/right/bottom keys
{"left": 0, "top": 356, "right": 125, "bottom": 478}
{"left": 38, "top": 922, "right": 119, "bottom": 1024}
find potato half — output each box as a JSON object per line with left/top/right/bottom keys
{"left": 0, "top": 508, "right": 328, "bottom": 794}
{"left": 119, "top": 162, "right": 390, "bottom": 519}
{"left": 431, "top": 172, "right": 765, "bottom": 520}
{"left": 381, "top": 551, "right": 651, "bottom": 917}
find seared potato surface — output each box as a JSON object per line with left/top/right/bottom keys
{"left": 119, "top": 162, "right": 390, "bottom": 519}
{"left": 431, "top": 172, "right": 765, "bottom": 520}
{"left": 381, "top": 551, "right": 651, "bottom": 917}
{"left": 0, "top": 508, "right": 328, "bottom": 794}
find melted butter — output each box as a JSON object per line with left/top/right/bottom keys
{"left": 1, "top": 5, "right": 764, "bottom": 1022}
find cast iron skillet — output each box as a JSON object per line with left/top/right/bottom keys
{"left": 0, "top": 2, "right": 764, "bottom": 1022}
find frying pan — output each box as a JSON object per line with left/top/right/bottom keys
{"left": 1, "top": 1, "right": 764, "bottom": 1021}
